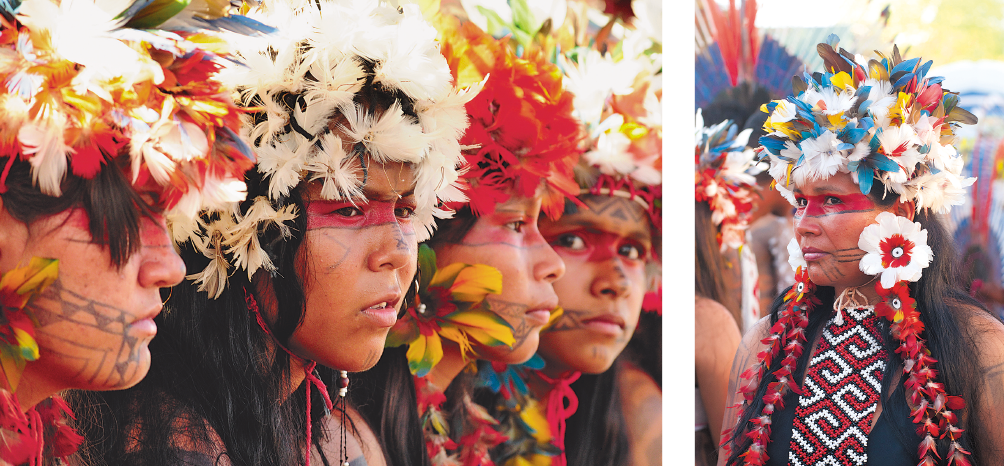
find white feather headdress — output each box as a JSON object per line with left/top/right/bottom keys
{"left": 178, "top": 0, "right": 482, "bottom": 298}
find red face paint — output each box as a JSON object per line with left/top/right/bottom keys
{"left": 794, "top": 193, "right": 876, "bottom": 218}
{"left": 139, "top": 214, "right": 172, "bottom": 248}
{"left": 546, "top": 229, "right": 647, "bottom": 264}
{"left": 306, "top": 199, "right": 415, "bottom": 233}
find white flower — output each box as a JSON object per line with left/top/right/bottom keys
{"left": 858, "top": 211, "right": 933, "bottom": 288}
{"left": 793, "top": 130, "right": 846, "bottom": 184}
{"left": 787, "top": 238, "right": 806, "bottom": 271}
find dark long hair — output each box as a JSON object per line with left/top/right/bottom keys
{"left": 349, "top": 209, "right": 478, "bottom": 466}
{"left": 723, "top": 195, "right": 997, "bottom": 464}
{"left": 561, "top": 359, "right": 630, "bottom": 466}
{"left": 0, "top": 156, "right": 155, "bottom": 267}
{"left": 696, "top": 201, "right": 727, "bottom": 303}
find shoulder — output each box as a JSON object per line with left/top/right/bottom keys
{"left": 959, "top": 305, "right": 1004, "bottom": 368}
{"left": 695, "top": 297, "right": 743, "bottom": 358}
{"left": 617, "top": 363, "right": 662, "bottom": 466}
{"left": 316, "top": 406, "right": 385, "bottom": 466}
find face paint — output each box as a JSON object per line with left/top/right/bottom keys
{"left": 305, "top": 199, "right": 415, "bottom": 233}
{"left": 139, "top": 214, "right": 172, "bottom": 248}
{"left": 794, "top": 193, "right": 876, "bottom": 218}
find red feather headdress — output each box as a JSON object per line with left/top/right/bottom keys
{"left": 437, "top": 18, "right": 583, "bottom": 219}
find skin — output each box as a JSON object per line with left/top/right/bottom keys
{"left": 695, "top": 296, "right": 740, "bottom": 446}
{"left": 791, "top": 171, "right": 913, "bottom": 302}
{"left": 618, "top": 363, "right": 662, "bottom": 466}
{"left": 536, "top": 195, "right": 652, "bottom": 376}
{"left": 257, "top": 160, "right": 418, "bottom": 380}
{"left": 0, "top": 201, "right": 185, "bottom": 410}
{"left": 427, "top": 193, "right": 565, "bottom": 389}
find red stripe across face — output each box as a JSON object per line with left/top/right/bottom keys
{"left": 305, "top": 199, "right": 411, "bottom": 232}
{"left": 797, "top": 193, "right": 876, "bottom": 217}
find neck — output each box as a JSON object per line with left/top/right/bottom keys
{"left": 13, "top": 368, "right": 55, "bottom": 412}
{"left": 529, "top": 361, "right": 577, "bottom": 401}
{"left": 834, "top": 278, "right": 882, "bottom": 309}
{"left": 283, "top": 355, "right": 309, "bottom": 402}
{"left": 426, "top": 340, "right": 469, "bottom": 391}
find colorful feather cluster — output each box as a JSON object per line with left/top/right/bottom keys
{"left": 695, "top": 110, "right": 758, "bottom": 250}
{"left": 435, "top": 16, "right": 582, "bottom": 220}
{"left": 0, "top": 0, "right": 263, "bottom": 219}
{"left": 177, "top": 0, "right": 482, "bottom": 298}
{"left": 387, "top": 245, "right": 513, "bottom": 377}
{"left": 474, "top": 357, "right": 559, "bottom": 466}
{"left": 416, "top": 374, "right": 508, "bottom": 466}
{"left": 0, "top": 258, "right": 85, "bottom": 464}
{"left": 758, "top": 35, "right": 978, "bottom": 214}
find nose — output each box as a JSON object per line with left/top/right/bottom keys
{"left": 590, "top": 259, "right": 632, "bottom": 299}
{"left": 531, "top": 233, "right": 565, "bottom": 284}
{"left": 137, "top": 218, "right": 186, "bottom": 288}
{"left": 793, "top": 211, "right": 821, "bottom": 238}
{"left": 367, "top": 222, "right": 414, "bottom": 273}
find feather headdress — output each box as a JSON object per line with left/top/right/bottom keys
{"left": 696, "top": 110, "right": 757, "bottom": 250}
{"left": 0, "top": 0, "right": 269, "bottom": 218}
{"left": 435, "top": 16, "right": 583, "bottom": 220}
{"left": 758, "top": 34, "right": 978, "bottom": 214}
{"left": 178, "top": 0, "right": 481, "bottom": 298}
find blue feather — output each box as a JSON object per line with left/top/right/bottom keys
{"left": 0, "top": 0, "right": 20, "bottom": 20}
{"left": 894, "top": 73, "right": 915, "bottom": 90}
{"left": 858, "top": 165, "right": 874, "bottom": 194}
{"left": 917, "top": 60, "right": 933, "bottom": 80}
{"left": 759, "top": 136, "right": 787, "bottom": 156}
{"left": 871, "top": 152, "right": 901, "bottom": 172}
{"left": 181, "top": 14, "right": 278, "bottom": 35}
{"left": 892, "top": 57, "right": 921, "bottom": 75}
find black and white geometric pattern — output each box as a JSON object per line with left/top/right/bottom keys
{"left": 788, "top": 307, "right": 887, "bottom": 466}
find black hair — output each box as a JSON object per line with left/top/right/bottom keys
{"left": 701, "top": 81, "right": 775, "bottom": 149}
{"left": 0, "top": 156, "right": 156, "bottom": 267}
{"left": 722, "top": 189, "right": 998, "bottom": 464}
{"left": 561, "top": 359, "right": 631, "bottom": 466}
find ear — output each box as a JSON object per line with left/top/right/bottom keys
{"left": 893, "top": 200, "right": 916, "bottom": 221}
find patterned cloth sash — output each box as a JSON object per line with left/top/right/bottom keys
{"left": 788, "top": 307, "right": 887, "bottom": 466}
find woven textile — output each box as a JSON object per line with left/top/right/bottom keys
{"left": 789, "top": 307, "right": 887, "bottom": 466}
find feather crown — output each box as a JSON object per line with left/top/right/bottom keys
{"left": 696, "top": 109, "right": 757, "bottom": 250}
{"left": 458, "top": 0, "right": 661, "bottom": 228}
{"left": 758, "top": 34, "right": 978, "bottom": 214}
{"left": 435, "top": 16, "right": 582, "bottom": 220}
{"left": 0, "top": 0, "right": 269, "bottom": 218}
{"left": 178, "top": 0, "right": 481, "bottom": 298}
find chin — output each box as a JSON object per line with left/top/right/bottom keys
{"left": 480, "top": 337, "right": 539, "bottom": 365}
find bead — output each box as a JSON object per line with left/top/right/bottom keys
{"left": 418, "top": 303, "right": 427, "bottom": 314}
{"left": 338, "top": 377, "right": 349, "bottom": 389}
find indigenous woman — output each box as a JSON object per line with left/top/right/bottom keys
{"left": 720, "top": 38, "right": 1004, "bottom": 465}
{"left": 70, "top": 1, "right": 475, "bottom": 465}
{"left": 0, "top": 1, "right": 257, "bottom": 463}
{"left": 351, "top": 16, "right": 581, "bottom": 466}
{"left": 466, "top": 8, "right": 665, "bottom": 465}
{"left": 695, "top": 114, "right": 753, "bottom": 466}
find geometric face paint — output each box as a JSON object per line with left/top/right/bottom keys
{"left": 794, "top": 193, "right": 876, "bottom": 218}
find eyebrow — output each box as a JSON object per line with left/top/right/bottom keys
{"left": 792, "top": 184, "right": 854, "bottom": 195}
{"left": 361, "top": 187, "right": 416, "bottom": 202}
{"left": 561, "top": 218, "right": 652, "bottom": 243}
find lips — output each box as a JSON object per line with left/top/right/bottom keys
{"left": 361, "top": 294, "right": 401, "bottom": 328}
{"left": 801, "top": 246, "right": 827, "bottom": 261}
{"left": 580, "top": 313, "right": 626, "bottom": 337}
{"left": 128, "top": 305, "right": 163, "bottom": 336}
{"left": 525, "top": 299, "right": 559, "bottom": 327}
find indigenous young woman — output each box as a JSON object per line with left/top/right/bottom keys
{"left": 69, "top": 1, "right": 477, "bottom": 465}
{"left": 694, "top": 113, "right": 753, "bottom": 466}
{"left": 350, "top": 16, "right": 581, "bottom": 466}
{"left": 459, "top": 6, "right": 666, "bottom": 464}
{"left": 0, "top": 1, "right": 258, "bottom": 463}
{"left": 719, "top": 37, "right": 1004, "bottom": 465}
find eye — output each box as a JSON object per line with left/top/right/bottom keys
{"left": 505, "top": 220, "right": 526, "bottom": 233}
{"left": 824, "top": 196, "right": 842, "bottom": 205}
{"left": 794, "top": 197, "right": 807, "bottom": 207}
{"left": 395, "top": 205, "right": 416, "bottom": 219}
{"left": 618, "top": 243, "right": 644, "bottom": 260}
{"left": 554, "top": 234, "right": 586, "bottom": 250}
{"left": 332, "top": 206, "right": 363, "bottom": 217}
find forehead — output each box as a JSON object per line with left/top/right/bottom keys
{"left": 792, "top": 171, "right": 859, "bottom": 195}
{"left": 543, "top": 195, "right": 652, "bottom": 241}
{"left": 303, "top": 158, "right": 416, "bottom": 201}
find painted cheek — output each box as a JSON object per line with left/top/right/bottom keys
{"left": 306, "top": 200, "right": 400, "bottom": 230}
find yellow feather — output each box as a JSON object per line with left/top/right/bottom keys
{"left": 430, "top": 262, "right": 467, "bottom": 288}
{"left": 449, "top": 264, "right": 503, "bottom": 302}
{"left": 448, "top": 312, "right": 515, "bottom": 344}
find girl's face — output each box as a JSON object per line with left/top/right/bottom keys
{"left": 434, "top": 194, "right": 565, "bottom": 364}
{"left": 289, "top": 160, "right": 418, "bottom": 372}
{"left": 792, "top": 171, "right": 905, "bottom": 289}
{"left": 0, "top": 206, "right": 185, "bottom": 402}
{"left": 536, "top": 195, "right": 652, "bottom": 375}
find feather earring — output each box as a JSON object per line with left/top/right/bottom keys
{"left": 337, "top": 370, "right": 349, "bottom": 466}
